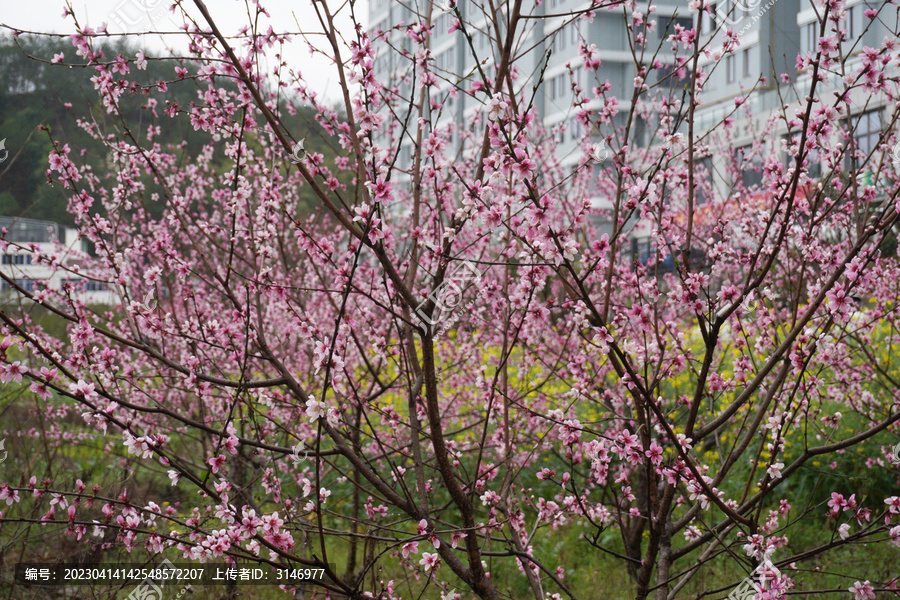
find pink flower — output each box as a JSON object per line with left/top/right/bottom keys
{"left": 305, "top": 397, "right": 326, "bottom": 422}
{"left": 265, "top": 530, "right": 294, "bottom": 551}
{"left": 766, "top": 462, "right": 784, "bottom": 481}
{"left": 367, "top": 177, "right": 394, "bottom": 204}
{"left": 419, "top": 552, "right": 439, "bottom": 571}
{"left": 241, "top": 510, "right": 262, "bottom": 536}
{"left": 223, "top": 436, "right": 239, "bottom": 455}
{"left": 849, "top": 580, "right": 875, "bottom": 600}
{"left": 889, "top": 525, "right": 900, "bottom": 547}
{"left": 30, "top": 380, "right": 51, "bottom": 400}
{"left": 511, "top": 147, "right": 536, "bottom": 178}
{"left": 208, "top": 454, "right": 226, "bottom": 474}
{"left": 51, "top": 52, "right": 64, "bottom": 64}
{"left": 645, "top": 442, "right": 663, "bottom": 465}
{"left": 827, "top": 492, "right": 845, "bottom": 516}
{"left": 885, "top": 497, "right": 900, "bottom": 514}
{"left": 0, "top": 484, "right": 20, "bottom": 505}
{"left": 826, "top": 285, "right": 851, "bottom": 317}
{"left": 0, "top": 361, "right": 27, "bottom": 384}
{"left": 261, "top": 511, "right": 284, "bottom": 533}
{"left": 480, "top": 490, "right": 500, "bottom": 506}
{"left": 536, "top": 468, "right": 556, "bottom": 481}
{"left": 111, "top": 55, "right": 130, "bottom": 75}
{"left": 68, "top": 380, "right": 97, "bottom": 400}
{"left": 401, "top": 541, "right": 419, "bottom": 558}
{"left": 817, "top": 35, "right": 838, "bottom": 55}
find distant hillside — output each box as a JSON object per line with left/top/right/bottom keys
{"left": 0, "top": 34, "right": 339, "bottom": 225}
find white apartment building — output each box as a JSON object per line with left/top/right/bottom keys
{"left": 369, "top": 0, "right": 690, "bottom": 171}
{"left": 364, "top": 0, "right": 695, "bottom": 262}
{"left": 369, "top": 0, "right": 897, "bottom": 264}
{"left": 693, "top": 0, "right": 895, "bottom": 205}
{"left": 0, "top": 217, "right": 118, "bottom": 305}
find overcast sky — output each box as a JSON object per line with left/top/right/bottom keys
{"left": 2, "top": 0, "right": 364, "bottom": 104}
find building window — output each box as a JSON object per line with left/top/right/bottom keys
{"left": 726, "top": 54, "right": 735, "bottom": 83}
{"left": 661, "top": 16, "right": 693, "bottom": 39}
{"left": 1, "top": 254, "right": 33, "bottom": 265}
{"left": 716, "top": 1, "right": 742, "bottom": 25}
{"left": 742, "top": 49, "right": 750, "bottom": 78}
{"left": 435, "top": 49, "right": 454, "bottom": 72}
{"left": 783, "top": 134, "right": 821, "bottom": 179}
{"left": 435, "top": 13, "right": 450, "bottom": 36}
{"left": 803, "top": 22, "right": 819, "bottom": 55}
{"left": 10, "top": 278, "right": 36, "bottom": 292}
{"left": 547, "top": 74, "right": 569, "bottom": 102}
{"left": 570, "top": 117, "right": 580, "bottom": 140}
{"left": 805, "top": 146, "right": 822, "bottom": 179}
{"left": 85, "top": 281, "right": 108, "bottom": 292}
{"left": 696, "top": 157, "right": 714, "bottom": 205}
{"left": 847, "top": 5, "right": 855, "bottom": 39}
{"left": 571, "top": 21, "right": 580, "bottom": 44}
{"left": 845, "top": 109, "right": 883, "bottom": 168}
{"left": 736, "top": 145, "right": 763, "bottom": 188}
{"left": 700, "top": 3, "right": 717, "bottom": 34}
{"left": 853, "top": 110, "right": 883, "bottom": 155}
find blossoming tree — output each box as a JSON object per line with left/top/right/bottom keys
{"left": 1, "top": 0, "right": 900, "bottom": 599}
